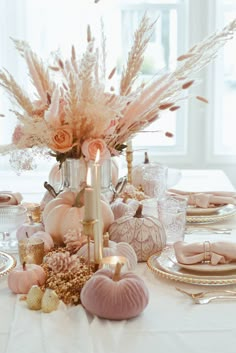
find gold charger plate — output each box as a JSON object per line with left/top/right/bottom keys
{"left": 147, "top": 247, "right": 236, "bottom": 286}
{"left": 186, "top": 204, "right": 236, "bottom": 224}
{"left": 0, "top": 251, "right": 16, "bottom": 278}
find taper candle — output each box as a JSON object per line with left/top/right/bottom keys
{"left": 92, "top": 150, "right": 103, "bottom": 265}
{"left": 84, "top": 167, "right": 96, "bottom": 222}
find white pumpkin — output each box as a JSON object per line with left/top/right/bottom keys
{"left": 43, "top": 190, "right": 114, "bottom": 245}
{"left": 108, "top": 205, "right": 166, "bottom": 262}
{"left": 77, "top": 239, "right": 137, "bottom": 270}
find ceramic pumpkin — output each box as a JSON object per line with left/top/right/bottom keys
{"left": 8, "top": 263, "right": 46, "bottom": 294}
{"left": 43, "top": 190, "right": 114, "bottom": 245}
{"left": 81, "top": 263, "right": 149, "bottom": 320}
{"left": 109, "top": 205, "right": 166, "bottom": 262}
{"left": 77, "top": 236, "right": 137, "bottom": 271}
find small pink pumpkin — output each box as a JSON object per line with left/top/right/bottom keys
{"left": 31, "top": 231, "right": 54, "bottom": 253}
{"left": 16, "top": 221, "right": 45, "bottom": 240}
{"left": 8, "top": 263, "right": 46, "bottom": 294}
{"left": 81, "top": 263, "right": 149, "bottom": 320}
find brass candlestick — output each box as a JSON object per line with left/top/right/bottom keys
{"left": 81, "top": 219, "right": 97, "bottom": 274}
{"left": 126, "top": 143, "right": 133, "bottom": 184}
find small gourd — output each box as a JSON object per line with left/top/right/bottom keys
{"left": 41, "top": 288, "right": 60, "bottom": 313}
{"left": 26, "top": 285, "right": 44, "bottom": 310}
{"left": 81, "top": 263, "right": 149, "bottom": 320}
{"left": 77, "top": 235, "right": 137, "bottom": 271}
{"left": 109, "top": 204, "right": 166, "bottom": 262}
{"left": 8, "top": 262, "right": 46, "bottom": 294}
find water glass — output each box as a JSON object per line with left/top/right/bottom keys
{"left": 158, "top": 194, "right": 188, "bottom": 245}
{"left": 143, "top": 164, "right": 168, "bottom": 199}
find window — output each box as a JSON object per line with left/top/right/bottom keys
{"left": 0, "top": 0, "right": 235, "bottom": 186}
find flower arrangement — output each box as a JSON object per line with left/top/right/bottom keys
{"left": 0, "top": 14, "right": 236, "bottom": 171}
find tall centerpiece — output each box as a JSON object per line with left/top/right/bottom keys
{"left": 1, "top": 15, "right": 235, "bottom": 177}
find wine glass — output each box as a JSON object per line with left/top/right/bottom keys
{"left": 0, "top": 205, "right": 27, "bottom": 253}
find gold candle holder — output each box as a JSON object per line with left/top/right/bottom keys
{"left": 126, "top": 142, "right": 133, "bottom": 184}
{"left": 22, "top": 202, "right": 41, "bottom": 223}
{"left": 18, "top": 238, "right": 44, "bottom": 265}
{"left": 81, "top": 219, "right": 97, "bottom": 274}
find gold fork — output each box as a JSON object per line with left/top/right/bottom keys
{"left": 175, "top": 287, "right": 236, "bottom": 299}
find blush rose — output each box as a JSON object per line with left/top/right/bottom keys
{"left": 50, "top": 126, "right": 75, "bottom": 153}
{"left": 81, "top": 139, "right": 110, "bottom": 161}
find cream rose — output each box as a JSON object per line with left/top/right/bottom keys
{"left": 81, "top": 139, "right": 110, "bottom": 161}
{"left": 50, "top": 126, "right": 74, "bottom": 153}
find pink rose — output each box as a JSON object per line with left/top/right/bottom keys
{"left": 50, "top": 126, "right": 75, "bottom": 153}
{"left": 81, "top": 139, "right": 110, "bottom": 162}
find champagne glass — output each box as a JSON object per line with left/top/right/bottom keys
{"left": 0, "top": 205, "right": 27, "bottom": 253}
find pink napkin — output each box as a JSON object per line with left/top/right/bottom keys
{"left": 174, "top": 241, "right": 236, "bottom": 265}
{"left": 169, "top": 189, "right": 236, "bottom": 208}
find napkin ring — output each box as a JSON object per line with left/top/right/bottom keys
{"left": 203, "top": 241, "right": 211, "bottom": 263}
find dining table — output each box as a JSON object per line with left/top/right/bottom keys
{"left": 1, "top": 169, "right": 236, "bottom": 353}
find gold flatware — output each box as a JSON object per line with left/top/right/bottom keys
{"left": 193, "top": 295, "right": 236, "bottom": 304}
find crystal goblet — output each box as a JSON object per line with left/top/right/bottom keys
{"left": 0, "top": 205, "right": 27, "bottom": 253}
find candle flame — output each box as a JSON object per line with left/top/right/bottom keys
{"left": 86, "top": 167, "right": 92, "bottom": 186}
{"left": 95, "top": 149, "right": 100, "bottom": 163}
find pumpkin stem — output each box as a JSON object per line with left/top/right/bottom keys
{"left": 73, "top": 188, "right": 85, "bottom": 208}
{"left": 144, "top": 152, "right": 149, "bottom": 164}
{"left": 134, "top": 204, "right": 143, "bottom": 218}
{"left": 112, "top": 262, "right": 123, "bottom": 282}
{"left": 26, "top": 232, "right": 29, "bottom": 238}
{"left": 44, "top": 181, "right": 58, "bottom": 198}
{"left": 103, "top": 232, "right": 109, "bottom": 247}
{"left": 29, "top": 215, "right": 34, "bottom": 225}
{"left": 23, "top": 262, "right": 26, "bottom": 271}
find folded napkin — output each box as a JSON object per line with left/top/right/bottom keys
{"left": 174, "top": 241, "right": 236, "bottom": 265}
{"left": 169, "top": 189, "right": 236, "bottom": 208}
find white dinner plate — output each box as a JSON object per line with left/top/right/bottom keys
{"left": 177, "top": 261, "right": 236, "bottom": 273}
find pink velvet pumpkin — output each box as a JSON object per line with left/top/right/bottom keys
{"left": 8, "top": 263, "right": 46, "bottom": 294}
{"left": 43, "top": 190, "right": 114, "bottom": 245}
{"left": 109, "top": 205, "right": 166, "bottom": 262}
{"left": 81, "top": 264, "right": 149, "bottom": 320}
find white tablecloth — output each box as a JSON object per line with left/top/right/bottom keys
{"left": 1, "top": 169, "right": 236, "bottom": 353}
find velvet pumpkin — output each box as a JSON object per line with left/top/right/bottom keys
{"left": 43, "top": 190, "right": 114, "bottom": 245}
{"left": 81, "top": 263, "right": 149, "bottom": 320}
{"left": 109, "top": 205, "right": 166, "bottom": 262}
{"left": 77, "top": 238, "right": 137, "bottom": 271}
{"left": 8, "top": 263, "right": 46, "bottom": 294}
